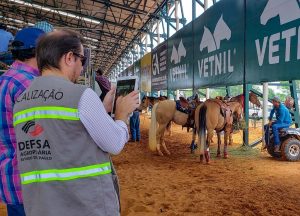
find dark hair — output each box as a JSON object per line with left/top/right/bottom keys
{"left": 36, "top": 29, "right": 84, "bottom": 72}
{"left": 11, "top": 48, "right": 35, "bottom": 61}
{"left": 0, "top": 23, "right": 7, "bottom": 30}
{"left": 96, "top": 68, "right": 103, "bottom": 76}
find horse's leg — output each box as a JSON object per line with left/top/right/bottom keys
{"left": 190, "top": 128, "right": 197, "bottom": 154}
{"left": 224, "top": 131, "right": 229, "bottom": 159}
{"left": 166, "top": 122, "right": 172, "bottom": 136}
{"left": 156, "top": 124, "right": 165, "bottom": 156}
{"left": 205, "top": 129, "right": 214, "bottom": 163}
{"left": 157, "top": 124, "right": 170, "bottom": 156}
{"left": 217, "top": 132, "right": 221, "bottom": 158}
{"left": 229, "top": 133, "right": 233, "bottom": 146}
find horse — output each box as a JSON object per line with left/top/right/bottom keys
{"left": 215, "top": 101, "right": 243, "bottom": 157}
{"left": 229, "top": 92, "right": 261, "bottom": 109}
{"left": 149, "top": 99, "right": 201, "bottom": 156}
{"left": 193, "top": 99, "right": 243, "bottom": 163}
{"left": 138, "top": 96, "right": 167, "bottom": 111}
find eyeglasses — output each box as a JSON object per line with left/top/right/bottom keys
{"left": 73, "top": 52, "right": 87, "bottom": 66}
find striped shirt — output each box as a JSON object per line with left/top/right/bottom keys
{"left": 78, "top": 88, "right": 129, "bottom": 155}
{"left": 0, "top": 61, "right": 39, "bottom": 204}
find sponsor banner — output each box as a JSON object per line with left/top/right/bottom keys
{"left": 168, "top": 22, "right": 194, "bottom": 90}
{"left": 246, "top": 0, "right": 300, "bottom": 83}
{"left": 151, "top": 41, "right": 168, "bottom": 91}
{"left": 140, "top": 53, "right": 152, "bottom": 92}
{"left": 193, "top": 0, "right": 244, "bottom": 88}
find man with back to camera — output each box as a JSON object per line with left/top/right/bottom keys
{"left": 268, "top": 96, "right": 292, "bottom": 152}
{"left": 13, "top": 29, "right": 139, "bottom": 216}
{"left": 0, "top": 27, "right": 45, "bottom": 216}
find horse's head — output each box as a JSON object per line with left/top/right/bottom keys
{"left": 229, "top": 102, "right": 243, "bottom": 122}
{"left": 249, "top": 92, "right": 261, "bottom": 108}
{"left": 138, "top": 96, "right": 149, "bottom": 110}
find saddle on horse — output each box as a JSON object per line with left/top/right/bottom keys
{"left": 209, "top": 99, "right": 233, "bottom": 132}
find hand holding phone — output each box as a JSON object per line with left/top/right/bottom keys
{"left": 115, "top": 91, "right": 139, "bottom": 122}
{"left": 111, "top": 76, "right": 140, "bottom": 120}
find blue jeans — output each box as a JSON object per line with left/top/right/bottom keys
{"left": 130, "top": 111, "right": 140, "bottom": 141}
{"left": 271, "top": 123, "right": 290, "bottom": 146}
{"left": 7, "top": 204, "right": 26, "bottom": 216}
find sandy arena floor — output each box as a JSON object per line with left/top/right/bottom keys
{"left": 1, "top": 114, "right": 300, "bottom": 216}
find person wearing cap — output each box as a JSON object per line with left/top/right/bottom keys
{"left": 13, "top": 29, "right": 139, "bottom": 216}
{"left": 0, "top": 27, "right": 45, "bottom": 216}
{"left": 268, "top": 96, "right": 292, "bottom": 152}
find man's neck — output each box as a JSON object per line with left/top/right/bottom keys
{"left": 42, "top": 68, "right": 69, "bottom": 81}
{"left": 17, "top": 59, "right": 38, "bottom": 70}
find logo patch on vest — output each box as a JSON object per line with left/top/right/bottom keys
{"left": 22, "top": 120, "right": 44, "bottom": 137}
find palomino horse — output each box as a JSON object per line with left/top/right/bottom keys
{"left": 149, "top": 100, "right": 200, "bottom": 156}
{"left": 194, "top": 99, "right": 243, "bottom": 163}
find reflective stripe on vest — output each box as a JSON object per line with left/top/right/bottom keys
{"left": 13, "top": 106, "right": 79, "bottom": 126}
{"left": 20, "top": 163, "right": 112, "bottom": 185}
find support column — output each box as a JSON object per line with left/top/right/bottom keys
{"left": 204, "top": 0, "right": 209, "bottom": 99}
{"left": 157, "top": 19, "right": 160, "bottom": 44}
{"left": 243, "top": 84, "right": 250, "bottom": 146}
{"left": 290, "top": 80, "right": 300, "bottom": 128}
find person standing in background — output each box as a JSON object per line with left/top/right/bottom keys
{"left": 130, "top": 109, "right": 141, "bottom": 142}
{"left": 95, "top": 68, "right": 111, "bottom": 101}
{"left": 0, "top": 27, "right": 45, "bottom": 216}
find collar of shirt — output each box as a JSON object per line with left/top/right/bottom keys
{"left": 10, "top": 61, "right": 40, "bottom": 76}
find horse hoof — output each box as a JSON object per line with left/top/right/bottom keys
{"left": 158, "top": 151, "right": 164, "bottom": 156}
{"left": 216, "top": 154, "right": 221, "bottom": 158}
{"left": 224, "top": 154, "right": 228, "bottom": 159}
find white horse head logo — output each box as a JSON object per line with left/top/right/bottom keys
{"left": 170, "top": 39, "right": 186, "bottom": 64}
{"left": 260, "top": 0, "right": 300, "bottom": 25}
{"left": 200, "top": 14, "right": 231, "bottom": 53}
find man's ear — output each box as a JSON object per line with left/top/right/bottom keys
{"left": 64, "top": 52, "right": 75, "bottom": 66}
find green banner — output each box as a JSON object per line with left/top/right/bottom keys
{"left": 168, "top": 22, "right": 194, "bottom": 90}
{"left": 193, "top": 0, "right": 245, "bottom": 88}
{"left": 152, "top": 41, "right": 168, "bottom": 91}
{"left": 246, "top": 0, "right": 300, "bottom": 83}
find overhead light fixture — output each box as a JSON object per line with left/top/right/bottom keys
{"left": 8, "top": 0, "right": 101, "bottom": 25}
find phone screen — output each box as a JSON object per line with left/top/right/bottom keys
{"left": 112, "top": 78, "right": 136, "bottom": 116}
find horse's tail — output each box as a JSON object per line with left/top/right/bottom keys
{"left": 198, "top": 104, "right": 207, "bottom": 156}
{"left": 149, "top": 103, "right": 159, "bottom": 151}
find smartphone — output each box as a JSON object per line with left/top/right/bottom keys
{"left": 111, "top": 76, "right": 139, "bottom": 118}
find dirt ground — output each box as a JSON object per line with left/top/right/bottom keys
{"left": 1, "top": 114, "right": 300, "bottom": 216}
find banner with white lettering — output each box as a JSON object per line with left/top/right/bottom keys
{"left": 246, "top": 0, "right": 300, "bottom": 83}
{"left": 151, "top": 41, "right": 168, "bottom": 91}
{"left": 168, "top": 22, "right": 193, "bottom": 90}
{"left": 193, "top": 0, "right": 244, "bottom": 88}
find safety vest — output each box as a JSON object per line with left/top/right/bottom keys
{"left": 13, "top": 76, "right": 120, "bottom": 216}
